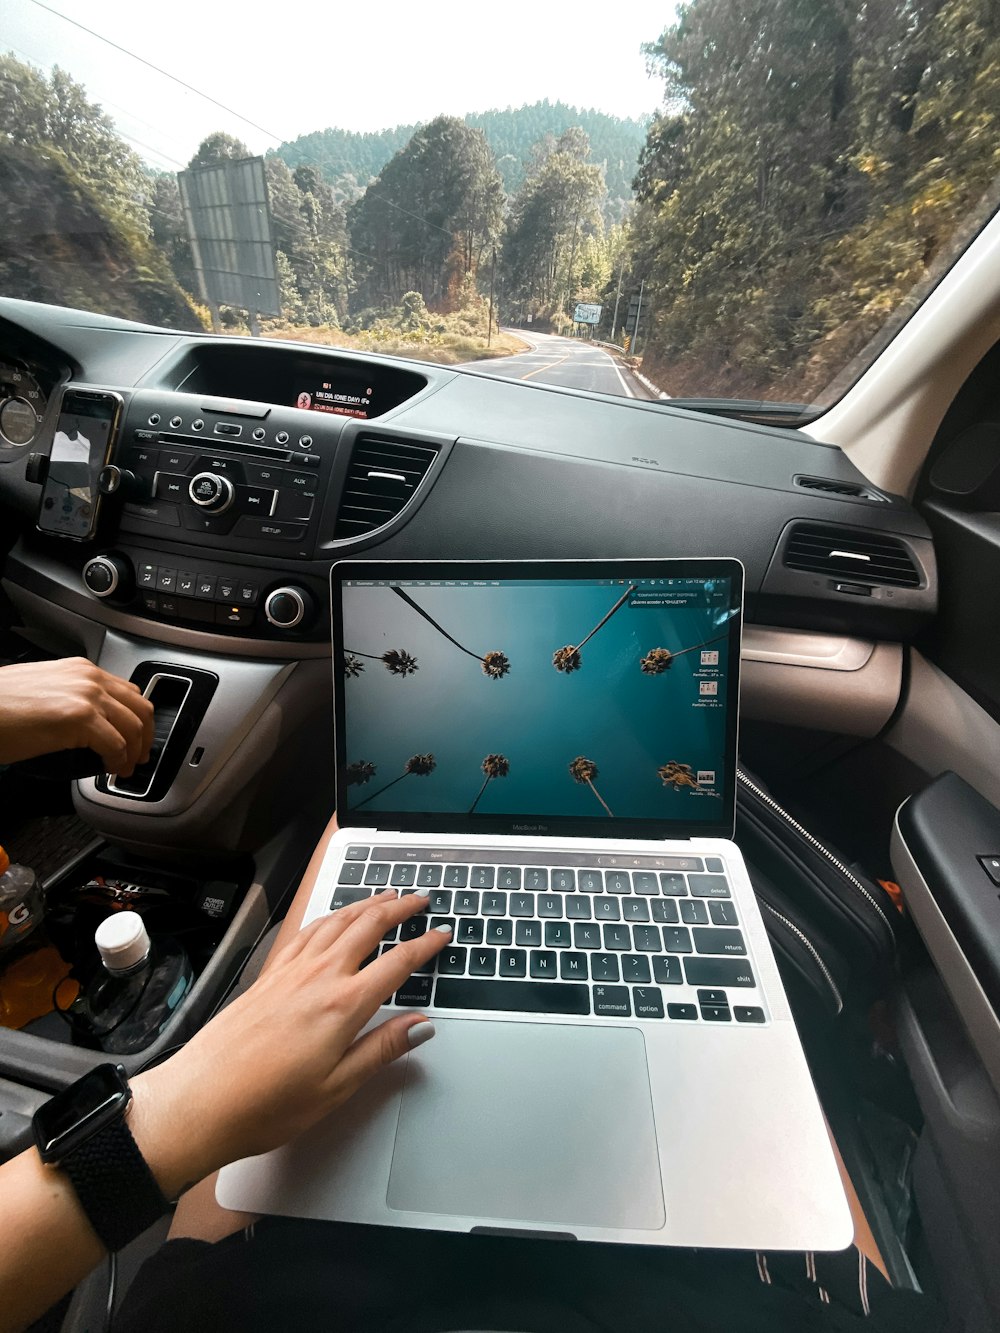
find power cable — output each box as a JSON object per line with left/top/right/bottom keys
{"left": 27, "top": 0, "right": 287, "bottom": 143}
{"left": 19, "top": 8, "right": 464, "bottom": 242}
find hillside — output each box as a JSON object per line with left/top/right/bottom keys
{"left": 274, "top": 100, "right": 648, "bottom": 220}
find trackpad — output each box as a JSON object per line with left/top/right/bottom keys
{"left": 387, "top": 1019, "right": 665, "bottom": 1231}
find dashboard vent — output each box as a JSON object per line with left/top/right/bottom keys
{"left": 783, "top": 523, "right": 921, "bottom": 588}
{"left": 794, "top": 474, "right": 884, "bottom": 501}
{"left": 335, "top": 437, "right": 439, "bottom": 539}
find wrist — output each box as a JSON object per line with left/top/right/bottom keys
{"left": 128, "top": 1064, "right": 226, "bottom": 1200}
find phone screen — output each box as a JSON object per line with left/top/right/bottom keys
{"left": 37, "top": 392, "right": 119, "bottom": 539}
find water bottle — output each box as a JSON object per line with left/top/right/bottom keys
{"left": 74, "top": 911, "right": 193, "bottom": 1054}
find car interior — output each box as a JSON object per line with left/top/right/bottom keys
{"left": 2, "top": 191, "right": 1000, "bottom": 1331}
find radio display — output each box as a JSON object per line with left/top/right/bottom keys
{"left": 295, "top": 378, "right": 373, "bottom": 419}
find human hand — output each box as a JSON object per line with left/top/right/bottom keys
{"left": 131, "top": 890, "right": 450, "bottom": 1197}
{"left": 0, "top": 657, "right": 155, "bottom": 775}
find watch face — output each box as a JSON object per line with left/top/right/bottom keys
{"left": 33, "top": 1063, "right": 130, "bottom": 1163}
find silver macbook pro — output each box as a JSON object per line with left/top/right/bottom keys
{"left": 218, "top": 558, "right": 852, "bottom": 1251}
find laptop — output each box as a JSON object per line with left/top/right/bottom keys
{"left": 218, "top": 558, "right": 852, "bottom": 1251}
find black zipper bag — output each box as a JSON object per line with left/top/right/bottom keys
{"left": 735, "top": 767, "right": 899, "bottom": 1017}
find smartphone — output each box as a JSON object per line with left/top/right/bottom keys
{"left": 36, "top": 388, "right": 123, "bottom": 540}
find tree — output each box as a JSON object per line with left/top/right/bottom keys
{"left": 501, "top": 129, "right": 606, "bottom": 324}
{"left": 348, "top": 116, "right": 504, "bottom": 310}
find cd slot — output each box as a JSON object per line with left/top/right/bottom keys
{"left": 155, "top": 432, "right": 293, "bottom": 462}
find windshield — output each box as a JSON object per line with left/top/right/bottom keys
{"left": 2, "top": 0, "right": 998, "bottom": 415}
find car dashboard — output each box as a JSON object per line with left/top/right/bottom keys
{"left": 0, "top": 294, "right": 939, "bottom": 1089}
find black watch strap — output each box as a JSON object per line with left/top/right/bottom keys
{"left": 61, "top": 1114, "right": 171, "bottom": 1252}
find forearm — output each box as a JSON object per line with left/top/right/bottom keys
{"left": 0, "top": 1067, "right": 221, "bottom": 1333}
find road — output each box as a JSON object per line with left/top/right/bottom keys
{"left": 463, "top": 329, "right": 656, "bottom": 400}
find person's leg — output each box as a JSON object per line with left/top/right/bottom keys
{"left": 169, "top": 810, "right": 340, "bottom": 1241}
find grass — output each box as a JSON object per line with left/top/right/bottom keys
{"left": 255, "top": 321, "right": 528, "bottom": 365}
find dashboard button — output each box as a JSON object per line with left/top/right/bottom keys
{"left": 240, "top": 486, "right": 277, "bottom": 515}
{"left": 176, "top": 571, "right": 197, "bottom": 596}
{"left": 286, "top": 472, "right": 318, "bottom": 492}
{"left": 232, "top": 517, "right": 307, "bottom": 541}
{"left": 128, "top": 447, "right": 159, "bottom": 470}
{"left": 291, "top": 452, "right": 320, "bottom": 467}
{"left": 153, "top": 472, "right": 188, "bottom": 500}
{"left": 139, "top": 591, "right": 158, "bottom": 613}
{"left": 194, "top": 575, "right": 217, "bottom": 600}
{"left": 157, "top": 594, "right": 180, "bottom": 616}
{"left": 244, "top": 464, "right": 283, "bottom": 486}
{"left": 147, "top": 414, "right": 161, "bottom": 426}
{"left": 217, "top": 578, "right": 238, "bottom": 601}
{"left": 122, "top": 501, "right": 181, "bottom": 527}
{"left": 214, "top": 422, "right": 242, "bottom": 437}
{"left": 298, "top": 435, "right": 313, "bottom": 448}
{"left": 216, "top": 604, "right": 254, "bottom": 627}
{"left": 275, "top": 431, "right": 290, "bottom": 444}
{"left": 161, "top": 451, "right": 194, "bottom": 473}
{"left": 274, "top": 490, "right": 314, "bottom": 522}
{"left": 252, "top": 427, "right": 266, "bottom": 441}
{"left": 192, "top": 419, "right": 205, "bottom": 432}
{"left": 195, "top": 456, "right": 245, "bottom": 481}
{"left": 156, "top": 568, "right": 177, "bottom": 593}
{"left": 181, "top": 508, "right": 236, "bottom": 536}
{"left": 238, "top": 583, "right": 259, "bottom": 605}
{"left": 169, "top": 415, "right": 183, "bottom": 429}
{"left": 137, "top": 564, "right": 157, "bottom": 588}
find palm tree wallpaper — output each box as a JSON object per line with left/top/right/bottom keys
{"left": 341, "top": 578, "right": 735, "bottom": 820}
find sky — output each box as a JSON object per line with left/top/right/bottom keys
{"left": 2, "top": 0, "right": 675, "bottom": 172}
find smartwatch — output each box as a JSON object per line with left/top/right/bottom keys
{"left": 32, "top": 1063, "right": 170, "bottom": 1252}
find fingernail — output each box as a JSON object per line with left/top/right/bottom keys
{"left": 378, "top": 888, "right": 398, "bottom": 897}
{"left": 411, "top": 890, "right": 430, "bottom": 901}
{"left": 433, "top": 923, "right": 453, "bottom": 935}
{"left": 408, "top": 1021, "right": 436, "bottom": 1049}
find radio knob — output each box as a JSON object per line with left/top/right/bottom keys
{"left": 83, "top": 552, "right": 133, "bottom": 600}
{"left": 189, "top": 471, "right": 235, "bottom": 513}
{"left": 98, "top": 466, "right": 150, "bottom": 501}
{"left": 264, "top": 586, "right": 315, "bottom": 630}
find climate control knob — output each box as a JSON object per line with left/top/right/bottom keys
{"left": 189, "top": 471, "right": 235, "bottom": 513}
{"left": 264, "top": 586, "right": 315, "bottom": 630}
{"left": 83, "top": 552, "right": 133, "bottom": 600}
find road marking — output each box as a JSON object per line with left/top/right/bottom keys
{"left": 520, "top": 356, "right": 570, "bottom": 381}
{"left": 609, "top": 358, "right": 636, "bottom": 399}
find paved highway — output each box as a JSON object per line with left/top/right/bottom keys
{"left": 463, "top": 329, "right": 656, "bottom": 400}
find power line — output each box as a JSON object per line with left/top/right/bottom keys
{"left": 27, "top": 0, "right": 287, "bottom": 144}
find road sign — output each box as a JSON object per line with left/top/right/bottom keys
{"left": 573, "top": 303, "right": 603, "bottom": 325}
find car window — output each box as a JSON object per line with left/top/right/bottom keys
{"left": 0, "top": 0, "right": 997, "bottom": 417}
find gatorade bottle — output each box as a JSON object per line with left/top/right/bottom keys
{"left": 0, "top": 845, "right": 77, "bottom": 1029}
{"left": 70, "top": 911, "right": 193, "bottom": 1054}
{"left": 0, "top": 845, "right": 44, "bottom": 955}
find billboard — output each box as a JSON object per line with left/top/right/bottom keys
{"left": 177, "top": 156, "right": 280, "bottom": 318}
{"left": 573, "top": 303, "right": 603, "bottom": 325}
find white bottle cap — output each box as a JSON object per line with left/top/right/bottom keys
{"left": 95, "top": 911, "right": 151, "bottom": 973}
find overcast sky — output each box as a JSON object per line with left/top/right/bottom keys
{"left": 3, "top": 0, "right": 674, "bottom": 170}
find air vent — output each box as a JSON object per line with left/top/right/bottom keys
{"left": 794, "top": 475, "right": 884, "bottom": 501}
{"left": 335, "top": 437, "right": 439, "bottom": 539}
{"left": 783, "top": 523, "right": 921, "bottom": 588}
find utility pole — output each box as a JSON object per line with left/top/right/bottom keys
{"left": 632, "top": 278, "right": 645, "bottom": 357}
{"left": 487, "top": 245, "right": 496, "bottom": 348}
{"left": 610, "top": 254, "right": 625, "bottom": 344}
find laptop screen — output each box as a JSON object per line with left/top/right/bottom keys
{"left": 331, "top": 559, "right": 743, "bottom": 840}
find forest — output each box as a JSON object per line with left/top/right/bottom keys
{"left": 2, "top": 0, "right": 999, "bottom": 400}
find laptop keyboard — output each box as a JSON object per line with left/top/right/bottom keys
{"left": 331, "top": 846, "right": 766, "bottom": 1026}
